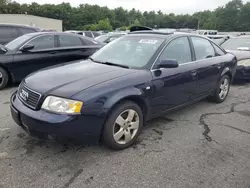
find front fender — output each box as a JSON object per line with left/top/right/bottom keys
{"left": 102, "top": 86, "right": 147, "bottom": 116}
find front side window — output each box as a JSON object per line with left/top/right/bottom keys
{"left": 27, "top": 35, "right": 55, "bottom": 50}
{"left": 159, "top": 37, "right": 192, "bottom": 64}
{"left": 91, "top": 36, "right": 164, "bottom": 68}
{"left": 191, "top": 37, "right": 215, "bottom": 60}
{"left": 59, "top": 35, "right": 83, "bottom": 47}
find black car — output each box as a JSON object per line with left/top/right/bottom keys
{"left": 221, "top": 36, "right": 250, "bottom": 80}
{"left": 95, "top": 33, "right": 126, "bottom": 44}
{"left": 11, "top": 31, "right": 237, "bottom": 150}
{"left": 0, "top": 24, "right": 41, "bottom": 45}
{"left": 0, "top": 32, "right": 103, "bottom": 89}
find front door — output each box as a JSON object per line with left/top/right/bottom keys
{"left": 11, "top": 34, "right": 56, "bottom": 82}
{"left": 150, "top": 36, "right": 198, "bottom": 115}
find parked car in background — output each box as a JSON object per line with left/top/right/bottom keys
{"left": 11, "top": 30, "right": 236, "bottom": 150}
{"left": 0, "top": 32, "right": 103, "bottom": 89}
{"left": 64, "top": 30, "right": 101, "bottom": 38}
{"left": 221, "top": 36, "right": 250, "bottom": 81}
{"left": 0, "top": 23, "right": 41, "bottom": 45}
{"left": 197, "top": 29, "right": 218, "bottom": 35}
{"left": 95, "top": 33, "right": 126, "bottom": 44}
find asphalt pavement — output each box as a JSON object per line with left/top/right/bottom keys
{"left": 0, "top": 83, "right": 250, "bottom": 188}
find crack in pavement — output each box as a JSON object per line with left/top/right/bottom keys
{"left": 200, "top": 99, "right": 250, "bottom": 142}
{"left": 62, "top": 169, "right": 83, "bottom": 188}
{"left": 143, "top": 149, "right": 165, "bottom": 156}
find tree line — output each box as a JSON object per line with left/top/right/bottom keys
{"left": 0, "top": 0, "right": 249, "bottom": 31}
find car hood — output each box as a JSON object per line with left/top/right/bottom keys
{"left": 24, "top": 60, "right": 138, "bottom": 97}
{"left": 226, "top": 50, "right": 250, "bottom": 61}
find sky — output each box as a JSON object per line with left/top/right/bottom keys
{"left": 17, "top": 0, "right": 249, "bottom": 14}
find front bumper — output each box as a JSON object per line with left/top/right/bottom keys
{"left": 234, "top": 65, "right": 250, "bottom": 80}
{"left": 10, "top": 92, "right": 104, "bottom": 144}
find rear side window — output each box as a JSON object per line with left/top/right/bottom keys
{"left": 59, "top": 35, "right": 83, "bottom": 47}
{"left": 84, "top": 31, "right": 93, "bottom": 38}
{"left": 159, "top": 37, "right": 192, "bottom": 64}
{"left": 27, "top": 35, "right": 55, "bottom": 50}
{"left": 18, "top": 27, "right": 36, "bottom": 34}
{"left": 191, "top": 37, "right": 215, "bottom": 60}
{"left": 0, "top": 26, "right": 18, "bottom": 38}
{"left": 211, "top": 42, "right": 225, "bottom": 56}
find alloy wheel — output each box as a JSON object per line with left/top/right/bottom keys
{"left": 113, "top": 109, "right": 140, "bottom": 145}
{"left": 219, "top": 78, "right": 229, "bottom": 100}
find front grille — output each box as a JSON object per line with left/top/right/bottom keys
{"left": 17, "top": 83, "right": 42, "bottom": 110}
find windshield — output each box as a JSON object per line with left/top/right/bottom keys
{"left": 221, "top": 38, "right": 250, "bottom": 50}
{"left": 91, "top": 35, "right": 164, "bottom": 68}
{"left": 5, "top": 35, "right": 32, "bottom": 50}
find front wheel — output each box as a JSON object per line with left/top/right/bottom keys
{"left": 210, "top": 75, "right": 231, "bottom": 103}
{"left": 0, "top": 67, "right": 9, "bottom": 90}
{"left": 102, "top": 101, "right": 143, "bottom": 150}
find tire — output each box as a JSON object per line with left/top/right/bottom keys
{"left": 102, "top": 101, "right": 143, "bottom": 150}
{"left": 210, "top": 75, "right": 231, "bottom": 103}
{"left": 0, "top": 67, "right": 9, "bottom": 90}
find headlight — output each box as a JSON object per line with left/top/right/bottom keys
{"left": 238, "top": 59, "right": 250, "bottom": 66}
{"left": 41, "top": 96, "right": 83, "bottom": 114}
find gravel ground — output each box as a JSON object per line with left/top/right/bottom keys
{"left": 0, "top": 83, "right": 249, "bottom": 188}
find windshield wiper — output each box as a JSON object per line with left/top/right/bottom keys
{"left": 102, "top": 62, "right": 130, "bottom": 69}
{"left": 89, "top": 58, "right": 129, "bottom": 69}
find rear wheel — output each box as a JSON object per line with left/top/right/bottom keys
{"left": 0, "top": 67, "right": 9, "bottom": 90}
{"left": 102, "top": 101, "right": 143, "bottom": 150}
{"left": 210, "top": 75, "right": 230, "bottom": 103}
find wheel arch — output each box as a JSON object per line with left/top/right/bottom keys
{"left": 0, "top": 64, "right": 12, "bottom": 83}
{"left": 221, "top": 67, "right": 232, "bottom": 82}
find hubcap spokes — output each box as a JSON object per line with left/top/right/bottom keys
{"left": 219, "top": 78, "right": 229, "bottom": 99}
{"left": 113, "top": 109, "right": 139, "bottom": 144}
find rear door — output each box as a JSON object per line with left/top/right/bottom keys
{"left": 11, "top": 34, "right": 56, "bottom": 81}
{"left": 150, "top": 36, "right": 198, "bottom": 114}
{"left": 190, "top": 36, "right": 224, "bottom": 97}
{"left": 53, "top": 34, "right": 97, "bottom": 64}
{"left": 0, "top": 26, "right": 19, "bottom": 45}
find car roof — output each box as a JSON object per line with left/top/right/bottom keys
{"left": 128, "top": 30, "right": 207, "bottom": 39}
{"left": 0, "top": 23, "right": 40, "bottom": 29}
{"left": 25, "top": 32, "right": 87, "bottom": 37}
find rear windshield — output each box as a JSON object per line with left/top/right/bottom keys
{"left": 5, "top": 34, "right": 32, "bottom": 50}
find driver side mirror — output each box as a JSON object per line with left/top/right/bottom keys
{"left": 158, "top": 59, "right": 179, "bottom": 68}
{"left": 20, "top": 44, "right": 34, "bottom": 52}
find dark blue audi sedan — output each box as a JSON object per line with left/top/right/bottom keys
{"left": 10, "top": 31, "right": 237, "bottom": 150}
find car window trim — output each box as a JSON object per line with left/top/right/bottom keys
{"left": 19, "top": 34, "right": 56, "bottom": 51}
{"left": 151, "top": 36, "right": 194, "bottom": 70}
